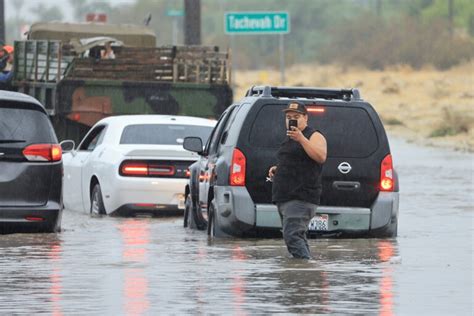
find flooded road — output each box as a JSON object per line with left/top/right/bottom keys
{"left": 1, "top": 137, "right": 472, "bottom": 315}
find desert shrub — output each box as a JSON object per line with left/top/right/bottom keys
{"left": 384, "top": 118, "right": 404, "bottom": 126}
{"left": 429, "top": 107, "right": 472, "bottom": 137}
{"left": 319, "top": 15, "right": 474, "bottom": 70}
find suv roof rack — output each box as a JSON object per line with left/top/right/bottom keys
{"left": 245, "top": 86, "right": 361, "bottom": 101}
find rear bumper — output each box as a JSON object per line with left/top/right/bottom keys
{"left": 213, "top": 186, "right": 399, "bottom": 238}
{"left": 110, "top": 204, "right": 184, "bottom": 217}
{"left": 0, "top": 202, "right": 62, "bottom": 234}
{"left": 105, "top": 177, "right": 187, "bottom": 214}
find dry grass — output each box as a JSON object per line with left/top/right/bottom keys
{"left": 234, "top": 61, "right": 474, "bottom": 152}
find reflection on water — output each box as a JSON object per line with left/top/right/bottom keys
{"left": 378, "top": 241, "right": 394, "bottom": 316}
{"left": 0, "top": 217, "right": 399, "bottom": 315}
{"left": 48, "top": 241, "right": 63, "bottom": 316}
{"left": 0, "top": 138, "right": 472, "bottom": 314}
{"left": 118, "top": 219, "right": 150, "bottom": 316}
{"left": 0, "top": 234, "right": 64, "bottom": 314}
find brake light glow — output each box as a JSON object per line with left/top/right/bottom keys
{"left": 185, "top": 169, "right": 191, "bottom": 177}
{"left": 307, "top": 107, "right": 325, "bottom": 114}
{"left": 23, "top": 144, "right": 62, "bottom": 162}
{"left": 380, "top": 154, "right": 394, "bottom": 191}
{"left": 120, "top": 161, "right": 183, "bottom": 177}
{"left": 121, "top": 163, "right": 148, "bottom": 176}
{"left": 230, "top": 148, "right": 246, "bottom": 186}
{"left": 25, "top": 216, "right": 45, "bottom": 222}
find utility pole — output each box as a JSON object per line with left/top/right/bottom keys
{"left": 279, "top": 34, "right": 285, "bottom": 85}
{"left": 448, "top": 0, "right": 454, "bottom": 37}
{"left": 376, "top": 0, "right": 382, "bottom": 17}
{"left": 184, "top": 0, "right": 201, "bottom": 45}
{"left": 0, "top": 0, "right": 5, "bottom": 44}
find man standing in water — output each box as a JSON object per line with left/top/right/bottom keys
{"left": 268, "top": 101, "right": 327, "bottom": 259}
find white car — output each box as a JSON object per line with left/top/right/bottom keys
{"left": 62, "top": 115, "right": 215, "bottom": 216}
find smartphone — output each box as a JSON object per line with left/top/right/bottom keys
{"left": 288, "top": 119, "right": 298, "bottom": 130}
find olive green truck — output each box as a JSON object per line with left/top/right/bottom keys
{"left": 12, "top": 22, "right": 233, "bottom": 143}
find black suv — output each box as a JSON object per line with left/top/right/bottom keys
{"left": 0, "top": 91, "right": 63, "bottom": 233}
{"left": 183, "top": 86, "right": 399, "bottom": 238}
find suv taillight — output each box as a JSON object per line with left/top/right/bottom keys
{"left": 23, "top": 144, "right": 62, "bottom": 162}
{"left": 380, "top": 154, "right": 394, "bottom": 191}
{"left": 230, "top": 148, "right": 246, "bottom": 186}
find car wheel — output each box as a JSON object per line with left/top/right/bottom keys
{"left": 184, "top": 195, "right": 196, "bottom": 229}
{"left": 90, "top": 184, "right": 106, "bottom": 216}
{"left": 387, "top": 221, "right": 398, "bottom": 238}
{"left": 191, "top": 201, "right": 208, "bottom": 231}
{"left": 207, "top": 207, "right": 214, "bottom": 237}
{"left": 207, "top": 201, "right": 229, "bottom": 238}
{"left": 373, "top": 220, "right": 398, "bottom": 238}
{"left": 44, "top": 216, "right": 61, "bottom": 233}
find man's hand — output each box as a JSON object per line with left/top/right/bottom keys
{"left": 287, "top": 126, "right": 305, "bottom": 143}
{"left": 268, "top": 166, "right": 277, "bottom": 178}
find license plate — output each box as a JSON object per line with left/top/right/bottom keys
{"left": 308, "top": 214, "right": 329, "bottom": 231}
{"left": 177, "top": 195, "right": 185, "bottom": 210}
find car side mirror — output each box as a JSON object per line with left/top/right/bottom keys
{"left": 183, "top": 137, "right": 203, "bottom": 154}
{"left": 60, "top": 140, "right": 75, "bottom": 153}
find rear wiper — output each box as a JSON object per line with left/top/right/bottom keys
{"left": 0, "top": 139, "right": 26, "bottom": 143}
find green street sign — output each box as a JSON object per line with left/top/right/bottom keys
{"left": 166, "top": 9, "right": 184, "bottom": 17}
{"left": 225, "top": 12, "right": 290, "bottom": 34}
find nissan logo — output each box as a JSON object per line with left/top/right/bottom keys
{"left": 338, "top": 162, "right": 352, "bottom": 174}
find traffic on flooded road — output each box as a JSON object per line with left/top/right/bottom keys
{"left": 0, "top": 138, "right": 472, "bottom": 315}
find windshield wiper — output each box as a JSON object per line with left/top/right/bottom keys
{"left": 0, "top": 139, "right": 26, "bottom": 143}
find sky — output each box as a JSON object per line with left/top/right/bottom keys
{"left": 5, "top": 0, "right": 137, "bottom": 22}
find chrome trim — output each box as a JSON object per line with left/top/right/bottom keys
{"left": 338, "top": 162, "right": 352, "bottom": 174}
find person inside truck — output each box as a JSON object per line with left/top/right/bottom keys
{"left": 268, "top": 101, "right": 327, "bottom": 259}
{"left": 0, "top": 45, "right": 14, "bottom": 90}
{"left": 0, "top": 42, "right": 8, "bottom": 71}
{"left": 100, "top": 41, "right": 115, "bottom": 59}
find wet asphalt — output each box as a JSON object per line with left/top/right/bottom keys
{"left": 0, "top": 137, "right": 472, "bottom": 315}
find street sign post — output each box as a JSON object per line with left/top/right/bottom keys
{"left": 225, "top": 12, "right": 289, "bottom": 34}
{"left": 166, "top": 10, "right": 184, "bottom": 45}
{"left": 225, "top": 11, "right": 290, "bottom": 85}
{"left": 166, "top": 9, "right": 184, "bottom": 17}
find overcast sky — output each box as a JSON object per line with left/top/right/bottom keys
{"left": 5, "top": 0, "right": 137, "bottom": 22}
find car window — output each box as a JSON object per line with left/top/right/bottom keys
{"left": 248, "top": 104, "right": 379, "bottom": 158}
{"left": 79, "top": 125, "right": 107, "bottom": 151}
{"left": 220, "top": 104, "right": 242, "bottom": 145}
{"left": 120, "top": 124, "right": 214, "bottom": 145}
{"left": 207, "top": 106, "right": 236, "bottom": 154}
{"left": 0, "top": 102, "right": 54, "bottom": 148}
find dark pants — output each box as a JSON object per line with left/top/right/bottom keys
{"left": 278, "top": 200, "right": 317, "bottom": 259}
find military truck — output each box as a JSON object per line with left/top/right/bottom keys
{"left": 12, "top": 22, "right": 233, "bottom": 143}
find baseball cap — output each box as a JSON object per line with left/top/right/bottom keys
{"left": 282, "top": 101, "right": 307, "bottom": 115}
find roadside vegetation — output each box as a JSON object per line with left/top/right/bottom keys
{"left": 4, "top": 0, "right": 474, "bottom": 150}
{"left": 235, "top": 61, "right": 474, "bottom": 151}
{"left": 429, "top": 107, "right": 471, "bottom": 137}
{"left": 6, "top": 0, "right": 474, "bottom": 70}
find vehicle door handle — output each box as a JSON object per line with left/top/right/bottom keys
{"left": 332, "top": 181, "right": 360, "bottom": 191}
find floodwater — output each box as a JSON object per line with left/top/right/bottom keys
{"left": 0, "top": 138, "right": 473, "bottom": 315}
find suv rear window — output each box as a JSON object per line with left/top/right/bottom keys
{"left": 248, "top": 104, "right": 379, "bottom": 158}
{"left": 120, "top": 124, "right": 214, "bottom": 145}
{"left": 0, "top": 102, "right": 54, "bottom": 147}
